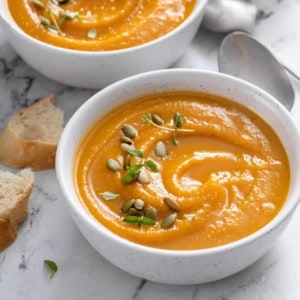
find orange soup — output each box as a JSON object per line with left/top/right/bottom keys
{"left": 74, "top": 92, "right": 290, "bottom": 250}
{"left": 8, "top": 0, "right": 195, "bottom": 51}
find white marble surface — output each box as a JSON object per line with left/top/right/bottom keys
{"left": 1, "top": 1, "right": 300, "bottom": 299}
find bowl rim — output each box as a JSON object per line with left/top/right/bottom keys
{"left": 56, "top": 68, "right": 300, "bottom": 257}
{"left": 0, "top": 0, "right": 208, "bottom": 55}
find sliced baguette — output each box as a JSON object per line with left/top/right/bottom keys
{"left": 0, "top": 94, "right": 63, "bottom": 170}
{"left": 0, "top": 168, "right": 34, "bottom": 251}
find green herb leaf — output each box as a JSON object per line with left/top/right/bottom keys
{"left": 87, "top": 28, "right": 97, "bottom": 39}
{"left": 44, "top": 260, "right": 58, "bottom": 279}
{"left": 184, "top": 213, "right": 196, "bottom": 221}
{"left": 139, "top": 216, "right": 156, "bottom": 226}
{"left": 174, "top": 112, "right": 183, "bottom": 128}
{"left": 143, "top": 113, "right": 152, "bottom": 124}
{"left": 123, "top": 216, "right": 156, "bottom": 226}
{"left": 122, "top": 164, "right": 143, "bottom": 185}
{"left": 100, "top": 191, "right": 119, "bottom": 201}
{"left": 123, "top": 216, "right": 139, "bottom": 224}
{"left": 127, "top": 149, "right": 144, "bottom": 158}
{"left": 145, "top": 160, "right": 158, "bottom": 172}
{"left": 172, "top": 131, "right": 178, "bottom": 145}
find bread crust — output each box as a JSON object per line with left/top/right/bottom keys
{"left": 0, "top": 169, "right": 34, "bottom": 251}
{"left": 0, "top": 94, "right": 63, "bottom": 170}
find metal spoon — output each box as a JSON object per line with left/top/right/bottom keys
{"left": 218, "top": 31, "right": 295, "bottom": 111}
{"left": 202, "top": 0, "right": 258, "bottom": 33}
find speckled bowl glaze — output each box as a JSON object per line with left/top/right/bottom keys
{"left": 56, "top": 69, "right": 300, "bottom": 285}
{"left": 0, "top": 0, "right": 208, "bottom": 89}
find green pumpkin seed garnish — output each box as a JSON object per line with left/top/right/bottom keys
{"left": 100, "top": 191, "right": 119, "bottom": 201}
{"left": 87, "top": 28, "right": 97, "bottom": 39}
{"left": 121, "top": 124, "right": 138, "bottom": 139}
{"left": 121, "top": 143, "right": 135, "bottom": 153}
{"left": 134, "top": 199, "right": 145, "bottom": 210}
{"left": 31, "top": 0, "right": 45, "bottom": 9}
{"left": 106, "top": 158, "right": 121, "bottom": 172}
{"left": 128, "top": 208, "right": 143, "bottom": 216}
{"left": 120, "top": 135, "right": 133, "bottom": 145}
{"left": 154, "top": 141, "right": 168, "bottom": 158}
{"left": 144, "top": 205, "right": 158, "bottom": 221}
{"left": 161, "top": 213, "right": 177, "bottom": 229}
{"left": 152, "top": 114, "right": 164, "bottom": 125}
{"left": 164, "top": 197, "right": 180, "bottom": 212}
{"left": 40, "top": 16, "right": 51, "bottom": 28}
{"left": 121, "top": 199, "right": 135, "bottom": 213}
{"left": 137, "top": 169, "right": 150, "bottom": 184}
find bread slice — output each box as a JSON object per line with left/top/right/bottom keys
{"left": 0, "top": 169, "right": 34, "bottom": 251}
{"left": 0, "top": 94, "right": 63, "bottom": 170}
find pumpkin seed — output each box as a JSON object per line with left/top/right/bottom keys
{"left": 121, "top": 199, "right": 135, "bottom": 213}
{"left": 161, "top": 213, "right": 177, "bottom": 229}
{"left": 122, "top": 124, "right": 138, "bottom": 139}
{"left": 134, "top": 199, "right": 144, "bottom": 210}
{"left": 121, "top": 143, "right": 135, "bottom": 153}
{"left": 152, "top": 114, "right": 164, "bottom": 125}
{"left": 87, "top": 28, "right": 97, "bottom": 39}
{"left": 123, "top": 154, "right": 131, "bottom": 170}
{"left": 137, "top": 169, "right": 150, "bottom": 184}
{"left": 120, "top": 135, "right": 133, "bottom": 145}
{"left": 144, "top": 206, "right": 157, "bottom": 221}
{"left": 164, "top": 197, "right": 180, "bottom": 212}
{"left": 128, "top": 208, "right": 143, "bottom": 216}
{"left": 31, "top": 0, "right": 45, "bottom": 9}
{"left": 154, "top": 141, "right": 168, "bottom": 158}
{"left": 106, "top": 158, "right": 121, "bottom": 172}
{"left": 40, "top": 16, "right": 51, "bottom": 27}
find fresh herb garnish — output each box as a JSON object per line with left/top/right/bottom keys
{"left": 100, "top": 191, "right": 119, "bottom": 201}
{"left": 123, "top": 216, "right": 156, "bottom": 226}
{"left": 122, "top": 164, "right": 143, "bottom": 184}
{"left": 127, "top": 148, "right": 144, "bottom": 158}
{"left": 145, "top": 159, "right": 158, "bottom": 172}
{"left": 44, "top": 260, "right": 58, "bottom": 279}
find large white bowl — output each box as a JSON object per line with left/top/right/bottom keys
{"left": 56, "top": 69, "right": 300, "bottom": 285}
{"left": 0, "top": 0, "right": 208, "bottom": 89}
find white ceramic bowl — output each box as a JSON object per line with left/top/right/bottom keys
{"left": 56, "top": 69, "right": 300, "bottom": 285}
{"left": 0, "top": 0, "right": 208, "bottom": 89}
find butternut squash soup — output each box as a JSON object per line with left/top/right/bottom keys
{"left": 74, "top": 92, "right": 290, "bottom": 250}
{"left": 7, "top": 0, "right": 195, "bottom": 51}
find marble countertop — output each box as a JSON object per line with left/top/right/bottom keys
{"left": 1, "top": 1, "right": 300, "bottom": 299}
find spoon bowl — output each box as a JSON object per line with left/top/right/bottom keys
{"left": 218, "top": 31, "right": 295, "bottom": 111}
